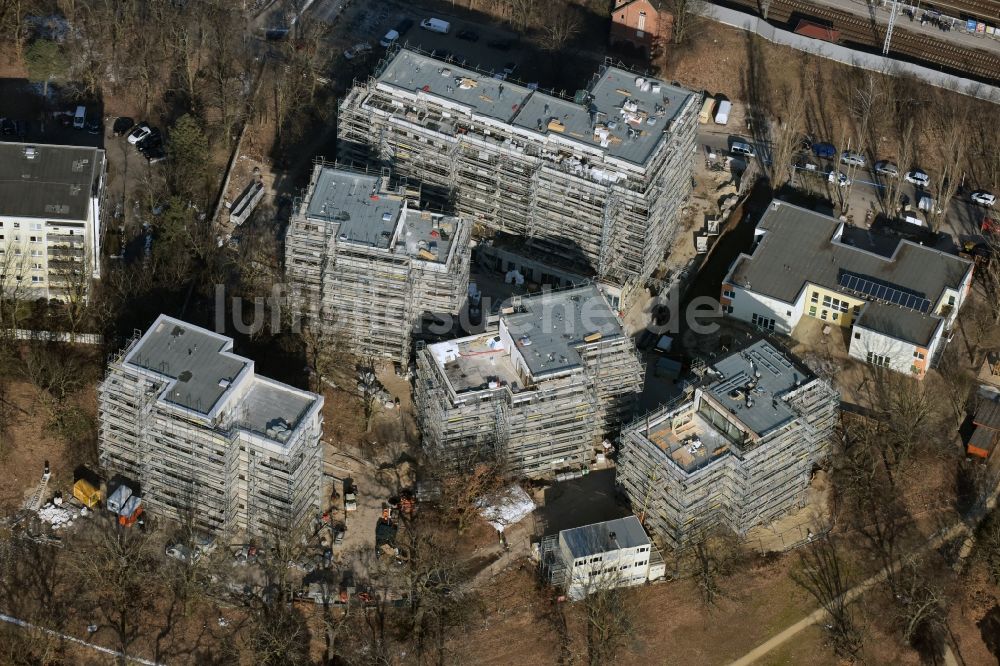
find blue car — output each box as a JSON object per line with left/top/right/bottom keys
{"left": 812, "top": 142, "right": 836, "bottom": 159}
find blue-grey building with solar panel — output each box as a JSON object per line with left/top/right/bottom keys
{"left": 721, "top": 201, "right": 974, "bottom": 379}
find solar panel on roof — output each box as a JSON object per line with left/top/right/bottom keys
{"left": 838, "top": 272, "right": 931, "bottom": 313}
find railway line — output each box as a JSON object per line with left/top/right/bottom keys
{"left": 718, "top": 0, "right": 1000, "bottom": 82}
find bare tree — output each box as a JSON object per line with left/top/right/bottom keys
{"left": 539, "top": 8, "right": 580, "bottom": 52}
{"left": 665, "top": 0, "right": 704, "bottom": 46}
{"left": 792, "top": 538, "right": 862, "bottom": 659}
{"left": 931, "top": 105, "right": 970, "bottom": 231}
{"left": 581, "top": 579, "right": 637, "bottom": 665}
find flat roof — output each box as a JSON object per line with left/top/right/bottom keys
{"left": 503, "top": 284, "right": 624, "bottom": 378}
{"left": 305, "top": 168, "right": 402, "bottom": 249}
{"left": 854, "top": 301, "right": 941, "bottom": 347}
{"left": 125, "top": 316, "right": 319, "bottom": 441}
{"left": 303, "top": 166, "right": 456, "bottom": 262}
{"left": 703, "top": 340, "right": 809, "bottom": 438}
{"left": 427, "top": 334, "right": 523, "bottom": 394}
{"left": 0, "top": 142, "right": 104, "bottom": 221}
{"left": 376, "top": 50, "right": 694, "bottom": 166}
{"left": 729, "top": 201, "right": 971, "bottom": 308}
{"left": 241, "top": 377, "right": 317, "bottom": 442}
{"left": 379, "top": 50, "right": 532, "bottom": 123}
{"left": 562, "top": 516, "right": 649, "bottom": 559}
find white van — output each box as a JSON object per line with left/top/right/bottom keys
{"left": 714, "top": 100, "right": 731, "bottom": 125}
{"left": 420, "top": 18, "right": 450, "bottom": 34}
{"left": 73, "top": 106, "right": 86, "bottom": 129}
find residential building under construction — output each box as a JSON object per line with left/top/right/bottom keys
{"left": 617, "top": 340, "right": 838, "bottom": 549}
{"left": 285, "top": 164, "right": 472, "bottom": 362}
{"left": 414, "top": 284, "right": 644, "bottom": 477}
{"left": 98, "top": 315, "right": 324, "bottom": 537}
{"left": 338, "top": 48, "right": 699, "bottom": 308}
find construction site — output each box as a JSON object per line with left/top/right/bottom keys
{"left": 97, "top": 315, "right": 325, "bottom": 537}
{"left": 414, "top": 284, "right": 644, "bottom": 477}
{"left": 337, "top": 47, "right": 700, "bottom": 308}
{"left": 285, "top": 163, "right": 472, "bottom": 363}
{"left": 616, "top": 340, "right": 839, "bottom": 550}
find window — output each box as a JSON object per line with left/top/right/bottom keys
{"left": 31, "top": 223, "right": 41, "bottom": 231}
{"left": 866, "top": 351, "right": 890, "bottom": 368}
{"left": 832, "top": 313, "right": 838, "bottom": 321}
{"left": 29, "top": 236, "right": 39, "bottom": 243}
{"left": 31, "top": 276, "right": 41, "bottom": 283}
{"left": 808, "top": 306, "right": 817, "bottom": 316}
{"left": 637, "top": 11, "right": 647, "bottom": 31}
{"left": 820, "top": 310, "right": 827, "bottom": 320}
{"left": 853, "top": 305, "right": 861, "bottom": 315}
{"left": 948, "top": 295, "right": 956, "bottom": 306}
{"left": 723, "top": 289, "right": 736, "bottom": 299}
{"left": 810, "top": 292, "right": 819, "bottom": 303}
{"left": 913, "top": 351, "right": 925, "bottom": 360}
{"left": 12, "top": 222, "right": 19, "bottom": 229}
{"left": 751, "top": 313, "right": 775, "bottom": 331}
{"left": 822, "top": 295, "right": 832, "bottom": 308}
{"left": 854, "top": 332, "right": 861, "bottom": 339}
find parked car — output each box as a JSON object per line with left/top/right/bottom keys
{"left": 86, "top": 119, "right": 101, "bottom": 135}
{"left": 136, "top": 128, "right": 161, "bottom": 152}
{"left": 828, "top": 171, "right": 851, "bottom": 187}
{"left": 112, "top": 117, "right": 135, "bottom": 136}
{"left": 420, "top": 18, "right": 450, "bottom": 34}
{"left": 144, "top": 145, "right": 166, "bottom": 164}
{"left": 343, "top": 42, "right": 372, "bottom": 60}
{"left": 874, "top": 160, "right": 899, "bottom": 178}
{"left": 379, "top": 29, "right": 399, "bottom": 47}
{"left": 456, "top": 29, "right": 478, "bottom": 42}
{"left": 730, "top": 141, "right": 756, "bottom": 158}
{"left": 971, "top": 190, "right": 996, "bottom": 207}
{"left": 905, "top": 169, "right": 930, "bottom": 187}
{"left": 812, "top": 142, "right": 836, "bottom": 159}
{"left": 126, "top": 122, "right": 151, "bottom": 145}
{"left": 840, "top": 151, "right": 866, "bottom": 167}
{"left": 487, "top": 38, "right": 514, "bottom": 51}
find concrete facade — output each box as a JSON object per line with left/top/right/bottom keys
{"left": 0, "top": 143, "right": 106, "bottom": 301}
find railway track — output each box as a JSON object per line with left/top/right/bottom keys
{"left": 716, "top": 0, "right": 1000, "bottom": 83}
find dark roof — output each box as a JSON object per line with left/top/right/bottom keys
{"left": 703, "top": 340, "right": 811, "bottom": 437}
{"left": 561, "top": 516, "right": 649, "bottom": 559}
{"left": 975, "top": 399, "right": 1000, "bottom": 430}
{"left": 728, "top": 201, "right": 972, "bottom": 307}
{"left": 0, "top": 142, "right": 104, "bottom": 221}
{"left": 969, "top": 426, "right": 996, "bottom": 453}
{"left": 854, "top": 302, "right": 942, "bottom": 347}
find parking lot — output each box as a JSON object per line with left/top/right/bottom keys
{"left": 320, "top": 0, "right": 600, "bottom": 92}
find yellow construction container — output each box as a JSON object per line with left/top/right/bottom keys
{"left": 73, "top": 479, "right": 102, "bottom": 509}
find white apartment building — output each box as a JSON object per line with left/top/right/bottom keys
{"left": 721, "top": 201, "right": 974, "bottom": 378}
{"left": 0, "top": 142, "right": 106, "bottom": 300}
{"left": 540, "top": 516, "right": 666, "bottom": 600}
{"left": 98, "top": 315, "right": 324, "bottom": 537}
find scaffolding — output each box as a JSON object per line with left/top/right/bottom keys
{"left": 285, "top": 163, "right": 471, "bottom": 363}
{"left": 97, "top": 317, "right": 325, "bottom": 538}
{"left": 414, "top": 285, "right": 643, "bottom": 478}
{"left": 336, "top": 49, "right": 700, "bottom": 307}
{"left": 616, "top": 341, "right": 839, "bottom": 550}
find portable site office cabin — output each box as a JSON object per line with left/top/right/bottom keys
{"left": 699, "top": 97, "right": 715, "bottom": 124}
{"left": 714, "top": 100, "right": 732, "bottom": 125}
